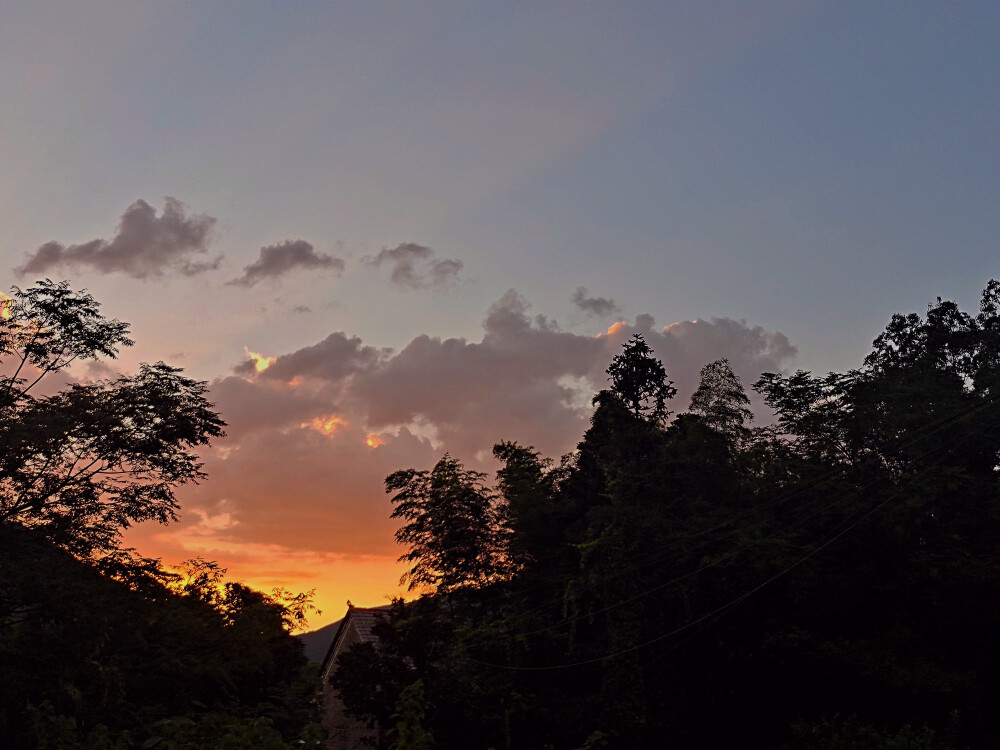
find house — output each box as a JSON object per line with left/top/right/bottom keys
{"left": 319, "top": 603, "right": 391, "bottom": 749}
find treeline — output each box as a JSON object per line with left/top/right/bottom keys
{"left": 0, "top": 282, "right": 320, "bottom": 748}
{"left": 333, "top": 282, "right": 1000, "bottom": 749}
{"left": 0, "top": 531, "right": 320, "bottom": 748}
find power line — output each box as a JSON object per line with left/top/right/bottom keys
{"left": 468, "top": 404, "right": 994, "bottom": 671}
{"left": 496, "top": 390, "right": 999, "bottom": 632}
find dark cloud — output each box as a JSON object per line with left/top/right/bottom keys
{"left": 571, "top": 286, "right": 620, "bottom": 317}
{"left": 349, "top": 293, "right": 796, "bottom": 455}
{"left": 17, "top": 198, "right": 218, "bottom": 279}
{"left": 230, "top": 239, "right": 345, "bottom": 287}
{"left": 261, "top": 331, "right": 384, "bottom": 384}
{"left": 208, "top": 374, "right": 336, "bottom": 438}
{"left": 362, "top": 242, "right": 463, "bottom": 289}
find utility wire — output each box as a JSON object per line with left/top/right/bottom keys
{"left": 497, "top": 390, "right": 999, "bottom": 631}
{"left": 469, "top": 407, "right": 993, "bottom": 671}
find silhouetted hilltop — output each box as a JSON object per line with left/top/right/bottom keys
{"left": 297, "top": 616, "right": 344, "bottom": 663}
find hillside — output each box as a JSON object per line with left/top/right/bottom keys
{"left": 298, "top": 617, "right": 344, "bottom": 663}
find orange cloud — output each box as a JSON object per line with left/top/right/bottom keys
{"left": 302, "top": 414, "right": 347, "bottom": 435}
{"left": 599, "top": 320, "right": 629, "bottom": 338}
{"left": 244, "top": 346, "right": 276, "bottom": 373}
{"left": 122, "top": 290, "right": 797, "bottom": 630}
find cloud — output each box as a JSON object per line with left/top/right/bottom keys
{"left": 571, "top": 286, "right": 620, "bottom": 316}
{"left": 644, "top": 317, "right": 797, "bottom": 418}
{"left": 17, "top": 198, "right": 218, "bottom": 279}
{"left": 230, "top": 239, "right": 345, "bottom": 287}
{"left": 138, "top": 291, "right": 796, "bottom": 605}
{"left": 350, "top": 290, "right": 605, "bottom": 456}
{"left": 262, "top": 331, "right": 384, "bottom": 384}
{"left": 232, "top": 288, "right": 795, "bottom": 462}
{"left": 362, "top": 242, "right": 463, "bottom": 289}
{"left": 166, "top": 400, "right": 439, "bottom": 555}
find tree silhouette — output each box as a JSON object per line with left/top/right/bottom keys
{"left": 605, "top": 333, "right": 676, "bottom": 423}
{"left": 0, "top": 280, "right": 225, "bottom": 557}
{"left": 688, "top": 358, "right": 753, "bottom": 442}
{"left": 338, "top": 280, "right": 1000, "bottom": 750}
{"left": 387, "top": 455, "right": 504, "bottom": 593}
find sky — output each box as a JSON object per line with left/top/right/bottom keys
{"left": 1, "top": 1, "right": 997, "bottom": 628}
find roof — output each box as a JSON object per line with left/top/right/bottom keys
{"left": 349, "top": 607, "right": 383, "bottom": 640}
{"left": 319, "top": 604, "right": 393, "bottom": 681}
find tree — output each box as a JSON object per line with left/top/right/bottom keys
{"left": 387, "top": 455, "right": 504, "bottom": 593}
{"left": 389, "top": 680, "right": 435, "bottom": 750}
{"left": 605, "top": 333, "right": 676, "bottom": 424}
{"left": 492, "top": 441, "right": 571, "bottom": 574}
{"left": 0, "top": 280, "right": 225, "bottom": 557}
{"left": 687, "top": 358, "right": 753, "bottom": 442}
{"left": 357, "top": 281, "right": 1000, "bottom": 749}
{"left": 0, "top": 522, "right": 319, "bottom": 748}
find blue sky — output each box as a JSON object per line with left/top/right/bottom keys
{"left": 2, "top": 1, "right": 997, "bottom": 622}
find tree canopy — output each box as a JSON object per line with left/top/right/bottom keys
{"left": 688, "top": 357, "right": 753, "bottom": 441}
{"left": 388, "top": 455, "right": 507, "bottom": 593}
{"left": 605, "top": 332, "right": 676, "bottom": 423}
{"left": 334, "top": 280, "right": 1000, "bottom": 750}
{"left": 0, "top": 281, "right": 318, "bottom": 748}
{"left": 0, "top": 280, "right": 225, "bottom": 558}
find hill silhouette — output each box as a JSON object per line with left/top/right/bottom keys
{"left": 297, "top": 616, "right": 345, "bottom": 663}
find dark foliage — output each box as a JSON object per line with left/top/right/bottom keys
{"left": 0, "top": 524, "right": 322, "bottom": 747}
{"left": 333, "top": 282, "right": 1000, "bottom": 749}
{"left": 0, "top": 280, "right": 226, "bottom": 557}
{"left": 0, "top": 282, "right": 319, "bottom": 748}
{"left": 606, "top": 333, "right": 676, "bottom": 424}
{"left": 388, "top": 455, "right": 509, "bottom": 593}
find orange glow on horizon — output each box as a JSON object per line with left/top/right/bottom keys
{"left": 302, "top": 414, "right": 347, "bottom": 435}
{"left": 366, "top": 434, "right": 386, "bottom": 448}
{"left": 126, "top": 521, "right": 412, "bottom": 631}
{"left": 0, "top": 293, "right": 11, "bottom": 320}
{"left": 244, "top": 346, "right": 276, "bottom": 373}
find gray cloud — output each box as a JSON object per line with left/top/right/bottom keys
{"left": 262, "top": 331, "right": 384, "bottom": 384}
{"left": 362, "top": 242, "right": 463, "bottom": 289}
{"left": 196, "top": 291, "right": 797, "bottom": 557}
{"left": 209, "top": 374, "right": 336, "bottom": 438}
{"left": 351, "top": 290, "right": 605, "bottom": 455}
{"left": 236, "top": 289, "right": 794, "bottom": 459}
{"left": 644, "top": 317, "right": 798, "bottom": 419}
{"left": 176, "top": 403, "right": 437, "bottom": 554}
{"left": 230, "top": 239, "right": 345, "bottom": 287}
{"left": 571, "top": 286, "right": 620, "bottom": 317}
{"left": 17, "top": 197, "right": 218, "bottom": 279}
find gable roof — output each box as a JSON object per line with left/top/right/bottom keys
{"left": 319, "top": 603, "right": 392, "bottom": 681}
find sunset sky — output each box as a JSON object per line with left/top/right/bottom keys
{"left": 2, "top": 1, "right": 997, "bottom": 628}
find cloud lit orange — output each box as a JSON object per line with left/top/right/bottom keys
{"left": 302, "top": 414, "right": 347, "bottom": 435}
{"left": 244, "top": 346, "right": 276, "bottom": 373}
{"left": 599, "top": 320, "right": 629, "bottom": 338}
{"left": 128, "top": 294, "right": 796, "bottom": 628}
